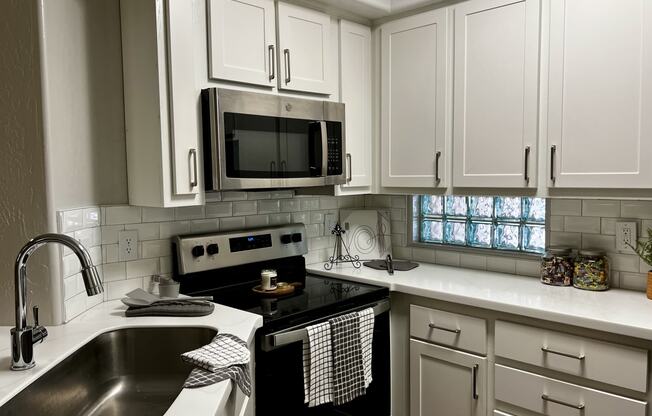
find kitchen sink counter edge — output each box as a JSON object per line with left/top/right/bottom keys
{"left": 308, "top": 261, "right": 652, "bottom": 342}
{"left": 0, "top": 300, "right": 263, "bottom": 414}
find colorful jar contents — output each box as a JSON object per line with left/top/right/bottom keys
{"left": 540, "top": 247, "right": 574, "bottom": 286}
{"left": 573, "top": 250, "right": 609, "bottom": 291}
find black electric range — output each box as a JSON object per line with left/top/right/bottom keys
{"left": 173, "top": 224, "right": 391, "bottom": 416}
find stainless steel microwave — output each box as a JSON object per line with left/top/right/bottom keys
{"left": 201, "top": 88, "right": 346, "bottom": 191}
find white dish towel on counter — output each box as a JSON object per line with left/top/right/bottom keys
{"left": 302, "top": 307, "right": 375, "bottom": 407}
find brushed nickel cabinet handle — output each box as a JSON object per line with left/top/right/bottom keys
{"left": 428, "top": 323, "right": 461, "bottom": 334}
{"left": 471, "top": 364, "right": 479, "bottom": 400}
{"left": 524, "top": 146, "right": 531, "bottom": 184}
{"left": 541, "top": 394, "right": 585, "bottom": 410}
{"left": 189, "top": 148, "right": 198, "bottom": 188}
{"left": 284, "top": 49, "right": 291, "bottom": 84}
{"left": 435, "top": 151, "right": 442, "bottom": 185}
{"left": 550, "top": 145, "right": 557, "bottom": 183}
{"left": 541, "top": 346, "right": 585, "bottom": 360}
{"left": 346, "top": 153, "right": 352, "bottom": 183}
{"left": 268, "top": 45, "right": 275, "bottom": 81}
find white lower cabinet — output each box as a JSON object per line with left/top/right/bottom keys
{"left": 410, "top": 339, "right": 487, "bottom": 416}
{"left": 495, "top": 365, "right": 647, "bottom": 416}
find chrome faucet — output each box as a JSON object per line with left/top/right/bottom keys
{"left": 11, "top": 233, "right": 103, "bottom": 370}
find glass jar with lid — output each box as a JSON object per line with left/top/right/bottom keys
{"left": 541, "top": 247, "right": 574, "bottom": 286}
{"left": 573, "top": 250, "right": 610, "bottom": 291}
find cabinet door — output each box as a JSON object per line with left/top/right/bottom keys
{"left": 410, "top": 339, "right": 486, "bottom": 416}
{"left": 339, "top": 20, "right": 372, "bottom": 191}
{"left": 381, "top": 9, "right": 449, "bottom": 188}
{"left": 207, "top": 0, "right": 276, "bottom": 87}
{"left": 547, "top": 0, "right": 652, "bottom": 188}
{"left": 166, "top": 0, "right": 202, "bottom": 198}
{"left": 453, "top": 0, "right": 539, "bottom": 188}
{"left": 277, "top": 2, "right": 332, "bottom": 95}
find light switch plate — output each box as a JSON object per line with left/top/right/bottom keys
{"left": 616, "top": 221, "right": 637, "bottom": 253}
{"left": 118, "top": 230, "right": 138, "bottom": 261}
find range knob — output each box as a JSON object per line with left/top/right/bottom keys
{"left": 291, "top": 233, "right": 303, "bottom": 243}
{"left": 280, "top": 234, "right": 292, "bottom": 244}
{"left": 206, "top": 243, "right": 219, "bottom": 255}
{"left": 191, "top": 245, "right": 205, "bottom": 257}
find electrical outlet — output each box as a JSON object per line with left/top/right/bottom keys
{"left": 616, "top": 221, "right": 637, "bottom": 253}
{"left": 324, "top": 213, "right": 337, "bottom": 234}
{"left": 119, "top": 230, "right": 138, "bottom": 261}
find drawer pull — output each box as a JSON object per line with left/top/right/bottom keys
{"left": 541, "top": 346, "right": 585, "bottom": 360}
{"left": 428, "top": 323, "right": 461, "bottom": 334}
{"left": 541, "top": 394, "right": 585, "bottom": 410}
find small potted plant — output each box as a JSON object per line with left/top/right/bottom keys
{"left": 628, "top": 228, "right": 652, "bottom": 299}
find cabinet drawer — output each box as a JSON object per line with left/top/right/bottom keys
{"left": 495, "top": 320, "right": 647, "bottom": 392}
{"left": 495, "top": 365, "right": 646, "bottom": 416}
{"left": 410, "top": 305, "right": 487, "bottom": 355}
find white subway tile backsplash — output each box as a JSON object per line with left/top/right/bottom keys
{"left": 258, "top": 200, "right": 280, "bottom": 214}
{"left": 126, "top": 258, "right": 159, "bottom": 278}
{"left": 247, "top": 192, "right": 271, "bottom": 200}
{"left": 641, "top": 259, "right": 652, "bottom": 273}
{"left": 160, "top": 221, "right": 190, "bottom": 239}
{"left": 460, "top": 254, "right": 486, "bottom": 270}
{"left": 190, "top": 219, "right": 220, "bottom": 233}
{"left": 64, "top": 274, "right": 82, "bottom": 300}
{"left": 620, "top": 272, "right": 647, "bottom": 291}
{"left": 174, "top": 206, "right": 205, "bottom": 220}
{"left": 205, "top": 202, "right": 233, "bottom": 218}
{"left": 125, "top": 223, "right": 160, "bottom": 241}
{"left": 141, "top": 239, "right": 172, "bottom": 258}
{"left": 305, "top": 224, "right": 322, "bottom": 238}
{"left": 245, "top": 215, "right": 270, "bottom": 228}
{"left": 564, "top": 216, "right": 601, "bottom": 234}
{"left": 394, "top": 246, "right": 412, "bottom": 260}
{"left": 233, "top": 201, "right": 257, "bottom": 216}
{"left": 582, "top": 200, "right": 620, "bottom": 217}
{"left": 293, "top": 212, "right": 310, "bottom": 224}
{"left": 219, "top": 216, "right": 246, "bottom": 231}
{"left": 601, "top": 218, "right": 617, "bottom": 235}
{"left": 610, "top": 254, "right": 640, "bottom": 273}
{"left": 142, "top": 207, "right": 174, "bottom": 223}
{"left": 271, "top": 190, "right": 294, "bottom": 199}
{"left": 280, "top": 199, "right": 301, "bottom": 212}
{"left": 549, "top": 231, "right": 582, "bottom": 248}
{"left": 103, "top": 244, "right": 119, "bottom": 263}
{"left": 106, "top": 278, "right": 143, "bottom": 301}
{"left": 581, "top": 234, "right": 615, "bottom": 251}
{"left": 101, "top": 225, "right": 124, "bottom": 244}
{"left": 300, "top": 198, "right": 320, "bottom": 211}
{"left": 160, "top": 256, "right": 173, "bottom": 274}
{"left": 391, "top": 234, "right": 406, "bottom": 247}
{"left": 221, "top": 191, "right": 248, "bottom": 201}
{"left": 83, "top": 207, "right": 101, "bottom": 227}
{"left": 310, "top": 212, "right": 324, "bottom": 224}
{"left": 549, "top": 216, "right": 564, "bottom": 232}
{"left": 65, "top": 293, "right": 88, "bottom": 321}
{"left": 550, "top": 199, "right": 582, "bottom": 216}
{"left": 412, "top": 247, "right": 435, "bottom": 262}
{"left": 621, "top": 201, "right": 652, "bottom": 219}
{"left": 102, "top": 262, "right": 126, "bottom": 282}
{"left": 319, "top": 197, "right": 338, "bottom": 210}
{"left": 61, "top": 209, "right": 84, "bottom": 232}
{"left": 74, "top": 227, "right": 100, "bottom": 248}
{"left": 391, "top": 196, "right": 407, "bottom": 208}
{"left": 269, "top": 213, "right": 292, "bottom": 225}
{"left": 63, "top": 254, "right": 80, "bottom": 278}
{"left": 516, "top": 260, "right": 540, "bottom": 277}
{"left": 104, "top": 206, "right": 142, "bottom": 225}
{"left": 486, "top": 257, "right": 517, "bottom": 274}
{"left": 435, "top": 251, "right": 460, "bottom": 267}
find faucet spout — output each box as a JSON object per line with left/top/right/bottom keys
{"left": 12, "top": 233, "right": 104, "bottom": 370}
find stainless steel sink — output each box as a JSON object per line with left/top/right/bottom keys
{"left": 1, "top": 327, "right": 216, "bottom": 416}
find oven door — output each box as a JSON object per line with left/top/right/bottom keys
{"left": 254, "top": 302, "right": 391, "bottom": 416}
{"left": 202, "top": 88, "right": 345, "bottom": 190}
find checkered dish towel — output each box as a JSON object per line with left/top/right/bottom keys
{"left": 303, "top": 322, "right": 334, "bottom": 407}
{"left": 330, "top": 312, "right": 366, "bottom": 405}
{"left": 182, "top": 334, "right": 251, "bottom": 396}
{"left": 358, "top": 307, "right": 374, "bottom": 388}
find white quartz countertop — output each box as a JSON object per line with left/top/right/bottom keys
{"left": 0, "top": 300, "right": 262, "bottom": 414}
{"left": 308, "top": 262, "right": 652, "bottom": 342}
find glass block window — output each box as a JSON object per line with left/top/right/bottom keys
{"left": 413, "top": 195, "right": 546, "bottom": 253}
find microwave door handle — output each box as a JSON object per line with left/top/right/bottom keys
{"left": 320, "top": 121, "right": 328, "bottom": 176}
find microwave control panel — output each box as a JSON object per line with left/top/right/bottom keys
{"left": 326, "top": 121, "right": 343, "bottom": 175}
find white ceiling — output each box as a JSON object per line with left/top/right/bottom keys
{"left": 315, "top": 0, "right": 446, "bottom": 19}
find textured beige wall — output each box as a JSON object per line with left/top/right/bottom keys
{"left": 40, "top": 0, "right": 127, "bottom": 210}
{"left": 0, "top": 0, "right": 60, "bottom": 326}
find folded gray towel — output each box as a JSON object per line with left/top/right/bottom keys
{"left": 125, "top": 302, "right": 214, "bottom": 317}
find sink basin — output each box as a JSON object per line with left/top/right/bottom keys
{"left": 1, "top": 327, "right": 216, "bottom": 416}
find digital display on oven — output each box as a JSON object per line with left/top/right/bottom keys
{"left": 229, "top": 234, "right": 272, "bottom": 252}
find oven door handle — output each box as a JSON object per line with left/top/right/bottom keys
{"left": 261, "top": 299, "right": 390, "bottom": 352}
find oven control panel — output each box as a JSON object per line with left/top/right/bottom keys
{"left": 174, "top": 224, "right": 308, "bottom": 275}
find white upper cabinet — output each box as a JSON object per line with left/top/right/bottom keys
{"left": 339, "top": 20, "right": 372, "bottom": 192}
{"left": 546, "top": 0, "right": 652, "bottom": 188}
{"left": 207, "top": 0, "right": 276, "bottom": 87}
{"left": 121, "top": 0, "right": 204, "bottom": 207}
{"left": 381, "top": 9, "right": 449, "bottom": 188}
{"left": 452, "top": 0, "right": 540, "bottom": 188}
{"left": 277, "top": 2, "right": 333, "bottom": 95}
